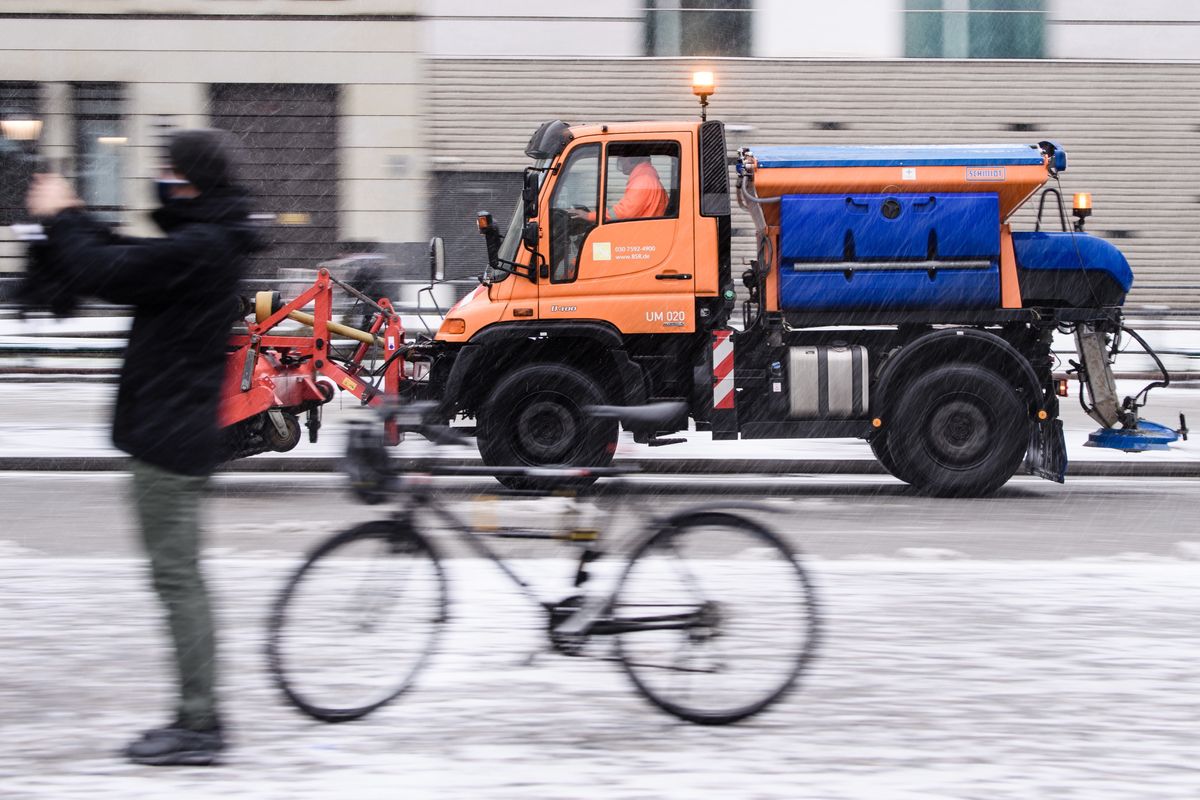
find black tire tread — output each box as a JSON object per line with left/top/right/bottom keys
{"left": 477, "top": 361, "right": 617, "bottom": 490}
{"left": 889, "top": 363, "right": 1029, "bottom": 497}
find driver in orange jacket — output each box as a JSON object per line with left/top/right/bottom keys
{"left": 571, "top": 156, "right": 667, "bottom": 222}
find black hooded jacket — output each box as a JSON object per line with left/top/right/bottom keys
{"left": 39, "top": 187, "right": 263, "bottom": 475}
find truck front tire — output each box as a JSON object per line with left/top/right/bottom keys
{"left": 889, "top": 364, "right": 1029, "bottom": 497}
{"left": 477, "top": 362, "right": 618, "bottom": 489}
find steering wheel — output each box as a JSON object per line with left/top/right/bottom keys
{"left": 567, "top": 206, "right": 593, "bottom": 235}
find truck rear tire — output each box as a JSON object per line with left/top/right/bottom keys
{"left": 477, "top": 362, "right": 618, "bottom": 489}
{"left": 889, "top": 363, "right": 1029, "bottom": 497}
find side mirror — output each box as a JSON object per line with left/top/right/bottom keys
{"left": 522, "top": 170, "right": 539, "bottom": 220}
{"left": 521, "top": 220, "right": 538, "bottom": 252}
{"left": 428, "top": 237, "right": 445, "bottom": 283}
{"left": 476, "top": 211, "right": 501, "bottom": 268}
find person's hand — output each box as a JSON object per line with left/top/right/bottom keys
{"left": 568, "top": 206, "right": 591, "bottom": 220}
{"left": 26, "top": 173, "right": 83, "bottom": 218}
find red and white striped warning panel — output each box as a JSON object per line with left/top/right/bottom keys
{"left": 712, "top": 330, "right": 735, "bottom": 410}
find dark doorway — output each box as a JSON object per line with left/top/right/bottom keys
{"left": 429, "top": 170, "right": 523, "bottom": 280}
{"left": 210, "top": 84, "right": 340, "bottom": 277}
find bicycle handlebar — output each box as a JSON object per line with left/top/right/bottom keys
{"left": 344, "top": 399, "right": 668, "bottom": 502}
{"left": 372, "top": 399, "right": 685, "bottom": 448}
{"left": 416, "top": 422, "right": 471, "bottom": 447}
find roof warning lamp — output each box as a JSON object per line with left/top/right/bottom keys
{"left": 692, "top": 71, "right": 715, "bottom": 122}
{"left": 1072, "top": 192, "right": 1092, "bottom": 232}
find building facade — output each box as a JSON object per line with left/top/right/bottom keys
{"left": 426, "top": 57, "right": 1200, "bottom": 313}
{"left": 0, "top": 0, "right": 423, "bottom": 277}
{"left": 2, "top": 2, "right": 1198, "bottom": 311}
{"left": 426, "top": 2, "right": 1200, "bottom": 61}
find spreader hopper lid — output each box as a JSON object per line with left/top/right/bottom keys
{"left": 753, "top": 144, "right": 1047, "bottom": 169}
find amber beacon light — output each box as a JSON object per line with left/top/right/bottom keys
{"left": 692, "top": 71, "right": 715, "bottom": 121}
{"left": 1072, "top": 192, "right": 1092, "bottom": 232}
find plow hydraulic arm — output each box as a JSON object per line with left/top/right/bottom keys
{"left": 254, "top": 291, "right": 383, "bottom": 348}
{"left": 218, "top": 268, "right": 406, "bottom": 460}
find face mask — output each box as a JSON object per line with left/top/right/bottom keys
{"left": 155, "top": 178, "right": 190, "bottom": 206}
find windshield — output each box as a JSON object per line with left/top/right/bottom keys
{"left": 484, "top": 160, "right": 547, "bottom": 284}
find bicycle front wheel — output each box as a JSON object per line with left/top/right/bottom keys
{"left": 268, "top": 520, "right": 447, "bottom": 722}
{"left": 613, "top": 512, "right": 818, "bottom": 725}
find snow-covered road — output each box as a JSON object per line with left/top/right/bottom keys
{"left": 0, "top": 380, "right": 1198, "bottom": 469}
{"left": 3, "top": 557, "right": 1198, "bottom": 799}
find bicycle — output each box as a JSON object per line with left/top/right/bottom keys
{"left": 267, "top": 401, "right": 819, "bottom": 726}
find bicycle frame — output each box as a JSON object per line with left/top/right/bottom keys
{"left": 375, "top": 475, "right": 708, "bottom": 639}
{"left": 271, "top": 417, "right": 819, "bottom": 726}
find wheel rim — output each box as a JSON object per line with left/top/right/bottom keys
{"left": 265, "top": 413, "right": 302, "bottom": 452}
{"left": 269, "top": 529, "right": 445, "bottom": 721}
{"left": 614, "top": 519, "right": 817, "bottom": 724}
{"left": 514, "top": 392, "right": 580, "bottom": 463}
{"left": 924, "top": 394, "right": 992, "bottom": 469}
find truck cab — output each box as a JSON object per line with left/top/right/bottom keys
{"left": 434, "top": 119, "right": 732, "bottom": 340}
{"left": 416, "top": 118, "right": 733, "bottom": 487}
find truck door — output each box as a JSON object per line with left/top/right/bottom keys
{"left": 540, "top": 135, "right": 695, "bottom": 333}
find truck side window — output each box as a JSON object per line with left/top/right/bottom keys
{"left": 548, "top": 143, "right": 600, "bottom": 283}
{"left": 604, "top": 141, "right": 680, "bottom": 223}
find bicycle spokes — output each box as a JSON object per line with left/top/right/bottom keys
{"left": 612, "top": 515, "right": 818, "bottom": 724}
{"left": 268, "top": 523, "right": 447, "bottom": 722}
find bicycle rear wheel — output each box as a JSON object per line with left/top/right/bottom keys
{"left": 613, "top": 512, "right": 818, "bottom": 725}
{"left": 268, "top": 520, "right": 447, "bottom": 722}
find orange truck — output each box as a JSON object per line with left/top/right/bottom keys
{"left": 401, "top": 75, "right": 1178, "bottom": 496}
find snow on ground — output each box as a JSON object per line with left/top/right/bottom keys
{"left": 0, "top": 380, "right": 1197, "bottom": 465}
{"left": 2, "top": 311, "right": 1198, "bottom": 469}
{"left": 2, "top": 557, "right": 1198, "bottom": 799}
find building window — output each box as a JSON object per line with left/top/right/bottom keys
{"left": 906, "top": 0, "right": 1044, "bottom": 59}
{"left": 0, "top": 82, "right": 41, "bottom": 226}
{"left": 645, "top": 0, "right": 753, "bottom": 57}
{"left": 73, "top": 83, "right": 126, "bottom": 217}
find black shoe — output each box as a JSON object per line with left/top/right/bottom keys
{"left": 124, "top": 725, "right": 225, "bottom": 766}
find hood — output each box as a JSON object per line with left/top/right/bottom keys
{"left": 152, "top": 185, "right": 267, "bottom": 254}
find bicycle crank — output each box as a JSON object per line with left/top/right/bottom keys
{"left": 548, "top": 595, "right": 590, "bottom": 656}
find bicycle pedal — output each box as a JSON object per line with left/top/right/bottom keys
{"left": 517, "top": 645, "right": 553, "bottom": 668}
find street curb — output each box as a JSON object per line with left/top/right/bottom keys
{"left": 1, "top": 456, "right": 1197, "bottom": 478}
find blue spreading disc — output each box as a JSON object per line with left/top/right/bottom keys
{"left": 1086, "top": 420, "right": 1180, "bottom": 452}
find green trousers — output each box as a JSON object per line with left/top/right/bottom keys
{"left": 129, "top": 458, "right": 219, "bottom": 731}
